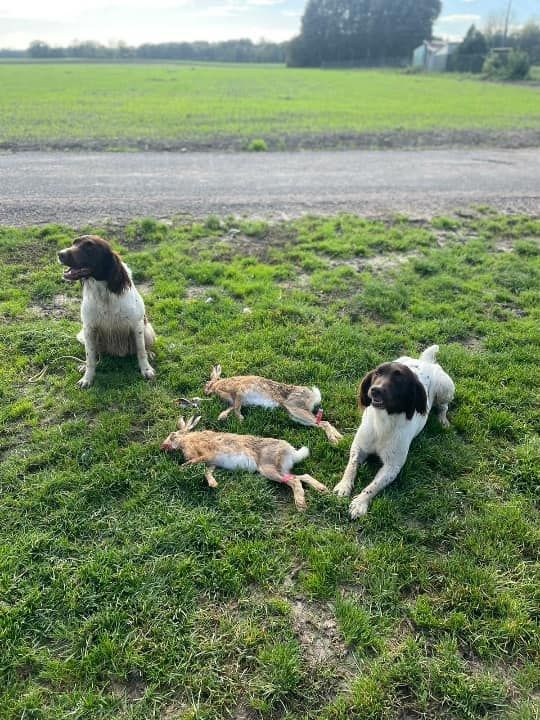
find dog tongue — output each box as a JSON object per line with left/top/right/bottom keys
{"left": 63, "top": 267, "right": 87, "bottom": 281}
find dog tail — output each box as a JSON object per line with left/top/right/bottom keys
{"left": 420, "top": 344, "right": 439, "bottom": 364}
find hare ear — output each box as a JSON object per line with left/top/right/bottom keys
{"left": 177, "top": 417, "right": 186, "bottom": 430}
{"left": 189, "top": 415, "right": 202, "bottom": 430}
{"left": 213, "top": 364, "right": 222, "bottom": 378}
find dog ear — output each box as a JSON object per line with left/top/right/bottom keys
{"left": 414, "top": 377, "right": 428, "bottom": 417}
{"left": 358, "top": 371, "right": 374, "bottom": 408}
{"left": 404, "top": 374, "right": 428, "bottom": 420}
{"left": 106, "top": 250, "right": 131, "bottom": 294}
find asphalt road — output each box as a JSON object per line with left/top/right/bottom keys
{"left": 1, "top": 148, "right": 539, "bottom": 226}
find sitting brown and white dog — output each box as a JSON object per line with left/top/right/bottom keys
{"left": 58, "top": 235, "right": 155, "bottom": 388}
{"left": 334, "top": 345, "right": 454, "bottom": 519}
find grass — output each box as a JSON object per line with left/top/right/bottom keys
{"left": 0, "top": 63, "right": 539, "bottom": 150}
{"left": 1, "top": 211, "right": 539, "bottom": 719}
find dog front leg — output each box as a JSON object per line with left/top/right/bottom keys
{"left": 349, "top": 462, "right": 403, "bottom": 519}
{"left": 134, "top": 321, "right": 155, "bottom": 380}
{"left": 333, "top": 426, "right": 368, "bottom": 497}
{"left": 78, "top": 327, "right": 98, "bottom": 389}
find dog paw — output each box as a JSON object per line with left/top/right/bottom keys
{"left": 142, "top": 365, "right": 155, "bottom": 380}
{"left": 333, "top": 481, "right": 352, "bottom": 497}
{"left": 77, "top": 375, "right": 93, "bottom": 389}
{"left": 349, "top": 497, "right": 369, "bottom": 519}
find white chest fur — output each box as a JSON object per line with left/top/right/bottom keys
{"left": 81, "top": 276, "right": 144, "bottom": 329}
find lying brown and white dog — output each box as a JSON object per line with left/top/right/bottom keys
{"left": 58, "top": 235, "right": 155, "bottom": 388}
{"left": 334, "top": 345, "right": 454, "bottom": 519}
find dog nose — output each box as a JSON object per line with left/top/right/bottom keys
{"left": 58, "top": 250, "right": 66, "bottom": 259}
{"left": 370, "top": 386, "right": 383, "bottom": 400}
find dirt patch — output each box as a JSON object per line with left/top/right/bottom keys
{"left": 29, "top": 293, "right": 79, "bottom": 319}
{"left": 459, "top": 336, "right": 484, "bottom": 351}
{"left": 136, "top": 280, "right": 154, "bottom": 296}
{"left": 185, "top": 285, "right": 215, "bottom": 299}
{"left": 2, "top": 129, "right": 540, "bottom": 153}
{"left": 109, "top": 675, "right": 146, "bottom": 702}
{"left": 160, "top": 699, "right": 191, "bottom": 719}
{"left": 291, "top": 599, "right": 349, "bottom": 666}
{"left": 495, "top": 238, "right": 516, "bottom": 253}
{"left": 232, "top": 702, "right": 258, "bottom": 720}
{"left": 495, "top": 303, "right": 528, "bottom": 318}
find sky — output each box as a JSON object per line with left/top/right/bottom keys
{"left": 0, "top": 0, "right": 538, "bottom": 50}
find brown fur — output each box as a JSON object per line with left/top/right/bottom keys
{"left": 359, "top": 362, "right": 428, "bottom": 420}
{"left": 59, "top": 235, "right": 132, "bottom": 294}
{"left": 205, "top": 367, "right": 343, "bottom": 446}
{"left": 161, "top": 417, "right": 329, "bottom": 512}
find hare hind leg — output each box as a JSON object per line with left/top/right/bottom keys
{"left": 296, "top": 474, "right": 329, "bottom": 494}
{"left": 283, "top": 403, "right": 342, "bottom": 446}
{"left": 258, "top": 463, "right": 307, "bottom": 512}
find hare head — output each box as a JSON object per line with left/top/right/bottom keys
{"left": 160, "top": 415, "right": 201, "bottom": 451}
{"left": 204, "top": 364, "right": 222, "bottom": 395}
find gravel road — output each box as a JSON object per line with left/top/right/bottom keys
{"left": 1, "top": 148, "right": 539, "bottom": 226}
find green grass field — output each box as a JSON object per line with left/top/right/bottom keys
{"left": 0, "top": 63, "right": 539, "bottom": 150}
{"left": 1, "top": 212, "right": 539, "bottom": 719}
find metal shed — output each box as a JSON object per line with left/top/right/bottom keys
{"left": 412, "top": 40, "right": 460, "bottom": 71}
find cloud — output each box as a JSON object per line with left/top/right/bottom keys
{"left": 0, "top": 0, "right": 193, "bottom": 20}
{"left": 195, "top": 3, "right": 250, "bottom": 18}
{"left": 438, "top": 14, "right": 481, "bottom": 24}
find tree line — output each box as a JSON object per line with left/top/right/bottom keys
{"left": 1, "top": 2, "right": 538, "bottom": 70}
{"left": 0, "top": 39, "right": 287, "bottom": 63}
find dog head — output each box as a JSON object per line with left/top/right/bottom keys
{"left": 359, "top": 362, "right": 427, "bottom": 420}
{"left": 58, "top": 235, "right": 131, "bottom": 294}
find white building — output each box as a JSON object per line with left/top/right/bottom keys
{"left": 412, "top": 40, "right": 460, "bottom": 72}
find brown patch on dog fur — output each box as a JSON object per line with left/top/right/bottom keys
{"left": 359, "top": 362, "right": 427, "bottom": 420}
{"left": 59, "top": 235, "right": 132, "bottom": 294}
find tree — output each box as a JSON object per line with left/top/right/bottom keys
{"left": 287, "top": 0, "right": 442, "bottom": 67}
{"left": 518, "top": 21, "right": 540, "bottom": 64}
{"left": 449, "top": 24, "right": 488, "bottom": 72}
{"left": 28, "top": 40, "right": 51, "bottom": 58}
{"left": 459, "top": 25, "right": 488, "bottom": 56}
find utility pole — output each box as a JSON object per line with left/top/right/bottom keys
{"left": 503, "top": 0, "right": 513, "bottom": 45}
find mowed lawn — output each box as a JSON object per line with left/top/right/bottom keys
{"left": 0, "top": 63, "right": 539, "bottom": 149}
{"left": 1, "top": 213, "right": 539, "bottom": 719}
